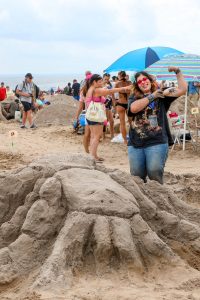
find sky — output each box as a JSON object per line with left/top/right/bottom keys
{"left": 0, "top": 0, "right": 200, "bottom": 75}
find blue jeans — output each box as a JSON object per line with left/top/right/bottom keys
{"left": 128, "top": 143, "right": 168, "bottom": 184}
{"left": 73, "top": 95, "right": 80, "bottom": 101}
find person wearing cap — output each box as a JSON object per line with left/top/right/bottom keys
{"left": 0, "top": 82, "right": 7, "bottom": 102}
{"left": 16, "top": 73, "right": 37, "bottom": 128}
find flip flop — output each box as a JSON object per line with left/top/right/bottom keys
{"left": 95, "top": 157, "right": 104, "bottom": 163}
{"left": 97, "top": 157, "right": 104, "bottom": 161}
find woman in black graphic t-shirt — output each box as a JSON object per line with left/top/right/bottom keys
{"left": 127, "top": 66, "right": 187, "bottom": 184}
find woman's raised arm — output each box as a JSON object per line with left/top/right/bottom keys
{"left": 163, "top": 66, "right": 187, "bottom": 97}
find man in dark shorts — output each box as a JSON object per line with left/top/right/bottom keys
{"left": 72, "top": 79, "right": 80, "bottom": 101}
{"left": 16, "top": 73, "right": 37, "bottom": 128}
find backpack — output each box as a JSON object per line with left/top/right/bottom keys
{"left": 14, "top": 82, "right": 25, "bottom": 98}
{"left": 14, "top": 81, "right": 40, "bottom": 99}
{"left": 34, "top": 84, "right": 40, "bottom": 99}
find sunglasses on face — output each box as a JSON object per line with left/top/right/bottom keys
{"left": 137, "top": 77, "right": 148, "bottom": 85}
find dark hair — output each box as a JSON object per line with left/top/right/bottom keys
{"left": 112, "top": 76, "right": 118, "bottom": 81}
{"left": 132, "top": 71, "right": 157, "bottom": 98}
{"left": 103, "top": 73, "right": 110, "bottom": 78}
{"left": 118, "top": 71, "right": 126, "bottom": 81}
{"left": 82, "top": 74, "right": 102, "bottom": 97}
{"left": 25, "top": 73, "right": 33, "bottom": 79}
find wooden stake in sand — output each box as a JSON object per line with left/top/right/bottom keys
{"left": 8, "top": 130, "right": 18, "bottom": 152}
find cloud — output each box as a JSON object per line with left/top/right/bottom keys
{"left": 0, "top": 9, "right": 10, "bottom": 22}
{"left": 0, "top": 0, "right": 199, "bottom": 74}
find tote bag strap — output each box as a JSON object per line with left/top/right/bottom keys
{"left": 90, "top": 88, "right": 102, "bottom": 103}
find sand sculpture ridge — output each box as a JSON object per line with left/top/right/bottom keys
{"left": 0, "top": 154, "right": 200, "bottom": 298}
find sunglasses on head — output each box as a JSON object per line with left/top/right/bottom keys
{"left": 137, "top": 77, "right": 148, "bottom": 85}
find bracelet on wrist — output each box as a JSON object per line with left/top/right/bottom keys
{"left": 147, "top": 94, "right": 155, "bottom": 104}
{"left": 175, "top": 68, "right": 181, "bottom": 75}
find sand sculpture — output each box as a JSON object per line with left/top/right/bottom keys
{"left": 0, "top": 154, "right": 200, "bottom": 299}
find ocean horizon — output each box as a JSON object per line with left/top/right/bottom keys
{"left": 0, "top": 74, "right": 84, "bottom": 91}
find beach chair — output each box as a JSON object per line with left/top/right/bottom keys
{"left": 169, "top": 113, "right": 195, "bottom": 151}
{"left": 191, "top": 107, "right": 200, "bottom": 149}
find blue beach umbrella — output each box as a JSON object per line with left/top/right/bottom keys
{"left": 104, "top": 46, "right": 183, "bottom": 73}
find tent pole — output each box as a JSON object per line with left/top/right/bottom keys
{"left": 183, "top": 90, "right": 188, "bottom": 151}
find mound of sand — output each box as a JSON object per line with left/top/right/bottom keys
{"left": 34, "top": 94, "right": 78, "bottom": 127}
{"left": 0, "top": 155, "right": 200, "bottom": 299}
{"left": 170, "top": 95, "right": 200, "bottom": 128}
{"left": 0, "top": 151, "right": 24, "bottom": 170}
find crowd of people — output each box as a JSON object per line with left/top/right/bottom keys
{"left": 51, "top": 79, "right": 81, "bottom": 100}
{"left": 74, "top": 68, "right": 188, "bottom": 184}
{"left": 0, "top": 67, "right": 191, "bottom": 184}
{"left": 0, "top": 82, "right": 21, "bottom": 121}
{"left": 0, "top": 73, "right": 51, "bottom": 125}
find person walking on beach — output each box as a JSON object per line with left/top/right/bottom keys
{"left": 64, "top": 83, "right": 72, "bottom": 95}
{"left": 82, "top": 74, "right": 132, "bottom": 162}
{"left": 115, "top": 71, "right": 132, "bottom": 144}
{"left": 128, "top": 66, "right": 187, "bottom": 184}
{"left": 16, "top": 73, "right": 37, "bottom": 128}
{"left": 80, "top": 70, "right": 92, "bottom": 89}
{"left": 74, "top": 71, "right": 93, "bottom": 154}
{"left": 0, "top": 82, "right": 7, "bottom": 102}
{"left": 72, "top": 79, "right": 80, "bottom": 101}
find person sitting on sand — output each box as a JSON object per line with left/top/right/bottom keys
{"left": 1, "top": 99, "right": 20, "bottom": 120}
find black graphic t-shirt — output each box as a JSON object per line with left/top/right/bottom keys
{"left": 127, "top": 94, "right": 177, "bottom": 148}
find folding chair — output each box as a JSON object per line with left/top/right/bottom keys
{"left": 169, "top": 113, "right": 196, "bottom": 151}
{"left": 191, "top": 107, "right": 200, "bottom": 149}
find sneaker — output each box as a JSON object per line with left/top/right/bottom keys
{"left": 20, "top": 124, "right": 27, "bottom": 129}
{"left": 30, "top": 123, "right": 37, "bottom": 129}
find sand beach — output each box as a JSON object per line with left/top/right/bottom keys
{"left": 0, "top": 95, "right": 200, "bottom": 300}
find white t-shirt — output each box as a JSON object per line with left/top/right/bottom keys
{"left": 17, "top": 81, "right": 34, "bottom": 103}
